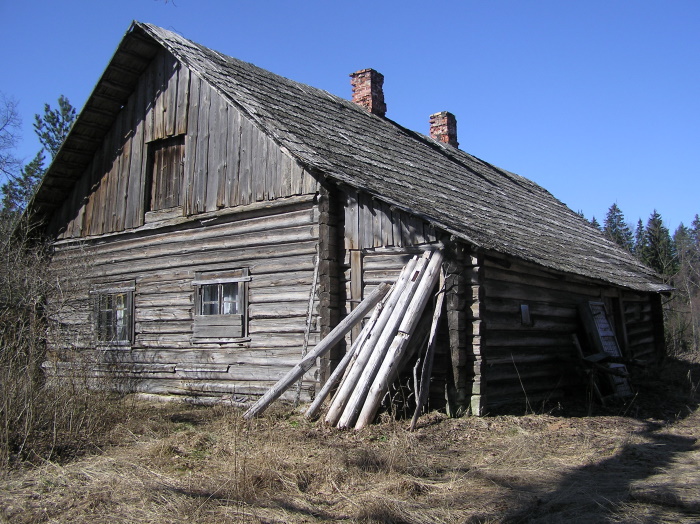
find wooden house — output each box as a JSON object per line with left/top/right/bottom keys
{"left": 30, "top": 22, "right": 671, "bottom": 415}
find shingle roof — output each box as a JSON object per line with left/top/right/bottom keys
{"left": 33, "top": 21, "right": 671, "bottom": 293}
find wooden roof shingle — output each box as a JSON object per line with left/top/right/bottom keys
{"left": 32, "top": 22, "right": 671, "bottom": 293}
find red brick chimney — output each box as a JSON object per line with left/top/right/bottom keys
{"left": 429, "top": 111, "right": 459, "bottom": 148}
{"left": 350, "top": 69, "right": 386, "bottom": 117}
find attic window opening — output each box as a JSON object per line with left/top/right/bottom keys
{"left": 146, "top": 134, "right": 185, "bottom": 212}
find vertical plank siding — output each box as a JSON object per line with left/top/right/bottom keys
{"left": 50, "top": 50, "right": 318, "bottom": 240}
{"left": 49, "top": 201, "right": 321, "bottom": 400}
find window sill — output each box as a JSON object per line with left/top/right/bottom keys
{"left": 145, "top": 206, "right": 183, "bottom": 224}
{"left": 96, "top": 342, "right": 133, "bottom": 349}
{"left": 191, "top": 337, "right": 251, "bottom": 345}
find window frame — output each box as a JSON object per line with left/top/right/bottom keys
{"left": 90, "top": 281, "right": 135, "bottom": 347}
{"left": 192, "top": 269, "right": 250, "bottom": 343}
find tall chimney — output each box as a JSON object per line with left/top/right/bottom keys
{"left": 429, "top": 111, "right": 459, "bottom": 148}
{"left": 350, "top": 69, "right": 386, "bottom": 117}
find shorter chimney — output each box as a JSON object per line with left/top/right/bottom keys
{"left": 429, "top": 111, "right": 459, "bottom": 148}
{"left": 350, "top": 69, "right": 386, "bottom": 117}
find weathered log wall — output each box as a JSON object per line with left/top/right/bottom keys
{"left": 48, "top": 198, "right": 321, "bottom": 401}
{"left": 480, "top": 252, "right": 662, "bottom": 409}
{"left": 50, "top": 49, "right": 317, "bottom": 240}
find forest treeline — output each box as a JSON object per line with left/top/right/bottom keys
{"left": 589, "top": 203, "right": 700, "bottom": 354}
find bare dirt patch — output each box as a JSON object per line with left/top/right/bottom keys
{"left": 1, "top": 358, "right": 699, "bottom": 523}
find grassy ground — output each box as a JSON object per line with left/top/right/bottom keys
{"left": 1, "top": 357, "right": 699, "bottom": 523}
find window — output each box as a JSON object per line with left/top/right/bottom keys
{"left": 193, "top": 269, "right": 250, "bottom": 341}
{"left": 146, "top": 135, "right": 185, "bottom": 212}
{"left": 92, "top": 282, "right": 135, "bottom": 346}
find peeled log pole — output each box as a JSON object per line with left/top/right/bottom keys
{"left": 338, "top": 253, "right": 430, "bottom": 429}
{"left": 243, "top": 282, "right": 390, "bottom": 419}
{"left": 410, "top": 270, "right": 445, "bottom": 431}
{"left": 355, "top": 250, "right": 444, "bottom": 429}
{"left": 324, "top": 258, "right": 418, "bottom": 426}
{"left": 304, "top": 299, "right": 384, "bottom": 420}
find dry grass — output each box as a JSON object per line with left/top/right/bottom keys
{"left": 1, "top": 356, "right": 699, "bottom": 523}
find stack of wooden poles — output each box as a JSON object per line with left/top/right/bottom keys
{"left": 308, "top": 249, "right": 443, "bottom": 429}
{"left": 244, "top": 249, "right": 443, "bottom": 429}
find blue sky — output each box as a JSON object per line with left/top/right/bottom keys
{"left": 1, "top": 0, "right": 698, "bottom": 230}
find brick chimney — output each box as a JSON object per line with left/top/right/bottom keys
{"left": 350, "top": 69, "right": 386, "bottom": 117}
{"left": 429, "top": 111, "right": 459, "bottom": 148}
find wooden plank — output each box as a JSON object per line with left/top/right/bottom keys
{"left": 175, "top": 63, "right": 190, "bottom": 136}
{"left": 143, "top": 54, "right": 157, "bottom": 143}
{"left": 193, "top": 81, "right": 211, "bottom": 214}
{"left": 183, "top": 74, "right": 201, "bottom": 215}
{"left": 290, "top": 159, "right": 304, "bottom": 196}
{"left": 392, "top": 207, "right": 403, "bottom": 248}
{"left": 226, "top": 105, "right": 241, "bottom": 208}
{"left": 345, "top": 189, "right": 359, "bottom": 250}
{"left": 350, "top": 250, "right": 363, "bottom": 341}
{"left": 164, "top": 53, "right": 178, "bottom": 137}
{"left": 115, "top": 105, "right": 132, "bottom": 232}
{"left": 380, "top": 201, "right": 394, "bottom": 246}
{"left": 238, "top": 115, "right": 253, "bottom": 206}
{"left": 266, "top": 137, "right": 279, "bottom": 201}
{"left": 279, "top": 152, "right": 292, "bottom": 198}
{"left": 206, "top": 92, "right": 225, "bottom": 211}
{"left": 153, "top": 50, "right": 166, "bottom": 140}
{"left": 359, "top": 192, "right": 374, "bottom": 249}
{"left": 253, "top": 128, "right": 267, "bottom": 202}
{"left": 125, "top": 81, "right": 145, "bottom": 229}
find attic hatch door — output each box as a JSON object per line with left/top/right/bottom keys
{"left": 147, "top": 135, "right": 185, "bottom": 212}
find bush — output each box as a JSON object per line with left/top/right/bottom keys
{"left": 0, "top": 217, "right": 124, "bottom": 468}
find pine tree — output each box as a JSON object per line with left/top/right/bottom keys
{"left": 590, "top": 216, "right": 602, "bottom": 231}
{"left": 642, "top": 210, "right": 677, "bottom": 277}
{"left": 603, "top": 203, "right": 633, "bottom": 251}
{"left": 1, "top": 96, "right": 76, "bottom": 217}
{"left": 33, "top": 95, "right": 76, "bottom": 159}
{"left": 1, "top": 151, "right": 45, "bottom": 216}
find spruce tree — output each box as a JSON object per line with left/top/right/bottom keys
{"left": 633, "top": 219, "right": 647, "bottom": 258}
{"left": 590, "top": 216, "right": 602, "bottom": 231}
{"left": 603, "top": 203, "right": 634, "bottom": 251}
{"left": 642, "top": 210, "right": 677, "bottom": 277}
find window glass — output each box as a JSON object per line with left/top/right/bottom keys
{"left": 221, "top": 283, "right": 239, "bottom": 315}
{"left": 200, "top": 284, "right": 220, "bottom": 315}
{"left": 97, "top": 291, "right": 132, "bottom": 344}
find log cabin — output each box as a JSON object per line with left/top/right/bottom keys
{"left": 30, "top": 22, "right": 671, "bottom": 415}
